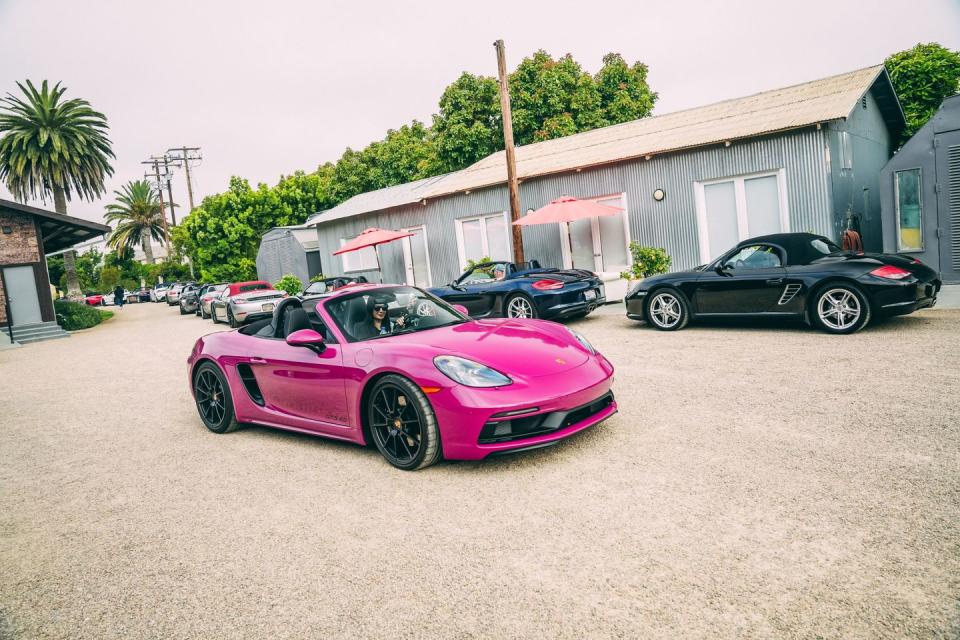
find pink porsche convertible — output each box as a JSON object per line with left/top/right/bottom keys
{"left": 188, "top": 284, "right": 616, "bottom": 470}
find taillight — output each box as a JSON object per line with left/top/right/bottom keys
{"left": 532, "top": 279, "right": 564, "bottom": 290}
{"left": 870, "top": 265, "right": 911, "bottom": 280}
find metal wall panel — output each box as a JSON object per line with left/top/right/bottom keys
{"left": 313, "top": 128, "right": 832, "bottom": 283}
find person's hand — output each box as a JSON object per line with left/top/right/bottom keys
{"left": 395, "top": 316, "right": 405, "bottom": 327}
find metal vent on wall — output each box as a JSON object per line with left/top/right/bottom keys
{"left": 778, "top": 284, "right": 801, "bottom": 305}
{"left": 949, "top": 145, "right": 960, "bottom": 271}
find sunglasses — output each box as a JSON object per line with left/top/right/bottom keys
{"left": 373, "top": 304, "right": 388, "bottom": 311}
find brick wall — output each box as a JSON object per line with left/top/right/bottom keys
{"left": 0, "top": 211, "right": 42, "bottom": 325}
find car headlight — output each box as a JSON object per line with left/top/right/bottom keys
{"left": 434, "top": 355, "right": 512, "bottom": 387}
{"left": 566, "top": 327, "right": 596, "bottom": 354}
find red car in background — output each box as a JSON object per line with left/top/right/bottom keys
{"left": 84, "top": 293, "right": 105, "bottom": 306}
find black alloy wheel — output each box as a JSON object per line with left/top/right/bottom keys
{"left": 193, "top": 362, "right": 239, "bottom": 433}
{"left": 211, "top": 305, "right": 220, "bottom": 324}
{"left": 227, "top": 306, "right": 238, "bottom": 328}
{"left": 367, "top": 375, "right": 441, "bottom": 471}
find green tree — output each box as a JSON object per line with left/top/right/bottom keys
{"left": 0, "top": 80, "right": 115, "bottom": 301}
{"left": 99, "top": 265, "right": 120, "bottom": 290}
{"left": 104, "top": 180, "right": 167, "bottom": 264}
{"left": 594, "top": 53, "right": 658, "bottom": 126}
{"left": 46, "top": 255, "right": 65, "bottom": 292}
{"left": 432, "top": 72, "right": 502, "bottom": 173}
{"left": 886, "top": 43, "right": 960, "bottom": 142}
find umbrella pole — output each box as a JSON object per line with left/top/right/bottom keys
{"left": 375, "top": 244, "right": 382, "bottom": 283}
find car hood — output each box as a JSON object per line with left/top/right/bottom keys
{"left": 389, "top": 318, "right": 590, "bottom": 377}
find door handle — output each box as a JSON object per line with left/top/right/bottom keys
{"left": 250, "top": 357, "right": 267, "bottom": 364}
{"left": 766, "top": 278, "right": 784, "bottom": 285}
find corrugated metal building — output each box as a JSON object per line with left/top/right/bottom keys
{"left": 880, "top": 94, "right": 960, "bottom": 283}
{"left": 259, "top": 65, "right": 904, "bottom": 299}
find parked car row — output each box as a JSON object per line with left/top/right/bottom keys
{"left": 84, "top": 288, "right": 151, "bottom": 306}
{"left": 158, "top": 280, "right": 288, "bottom": 329}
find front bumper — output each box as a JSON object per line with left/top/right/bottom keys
{"left": 429, "top": 354, "right": 616, "bottom": 460}
{"left": 625, "top": 294, "right": 646, "bottom": 320}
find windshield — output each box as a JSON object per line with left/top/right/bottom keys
{"left": 239, "top": 283, "right": 269, "bottom": 293}
{"left": 324, "top": 286, "right": 466, "bottom": 343}
{"left": 811, "top": 237, "right": 842, "bottom": 255}
{"left": 305, "top": 281, "right": 328, "bottom": 295}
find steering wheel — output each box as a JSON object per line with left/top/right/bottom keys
{"left": 415, "top": 301, "right": 436, "bottom": 317}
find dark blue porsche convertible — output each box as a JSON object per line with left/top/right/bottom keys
{"left": 428, "top": 260, "right": 606, "bottom": 320}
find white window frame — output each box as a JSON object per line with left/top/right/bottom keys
{"left": 894, "top": 167, "right": 923, "bottom": 253}
{"left": 339, "top": 237, "right": 379, "bottom": 273}
{"left": 694, "top": 169, "right": 790, "bottom": 264}
{"left": 454, "top": 211, "right": 511, "bottom": 271}
{"left": 558, "top": 192, "right": 632, "bottom": 275}
{"left": 400, "top": 224, "right": 434, "bottom": 287}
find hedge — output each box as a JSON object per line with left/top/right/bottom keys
{"left": 54, "top": 300, "right": 109, "bottom": 331}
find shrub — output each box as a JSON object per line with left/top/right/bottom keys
{"left": 274, "top": 273, "right": 303, "bottom": 296}
{"left": 309, "top": 273, "right": 327, "bottom": 283}
{"left": 465, "top": 256, "right": 493, "bottom": 277}
{"left": 620, "top": 244, "right": 671, "bottom": 280}
{"left": 54, "top": 300, "right": 106, "bottom": 331}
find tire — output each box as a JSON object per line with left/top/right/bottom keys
{"left": 505, "top": 293, "right": 537, "bottom": 319}
{"left": 201, "top": 305, "right": 210, "bottom": 320}
{"left": 179, "top": 304, "right": 188, "bottom": 315}
{"left": 367, "top": 374, "right": 442, "bottom": 471}
{"left": 192, "top": 362, "right": 240, "bottom": 434}
{"left": 211, "top": 306, "right": 220, "bottom": 324}
{"left": 227, "top": 307, "right": 238, "bottom": 329}
{"left": 644, "top": 287, "right": 690, "bottom": 331}
{"left": 810, "top": 283, "right": 871, "bottom": 334}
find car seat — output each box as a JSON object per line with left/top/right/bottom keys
{"left": 344, "top": 296, "right": 371, "bottom": 339}
{"left": 284, "top": 307, "right": 312, "bottom": 338}
{"left": 271, "top": 297, "right": 304, "bottom": 338}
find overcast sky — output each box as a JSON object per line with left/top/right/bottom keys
{"left": 1, "top": 0, "right": 958, "bottom": 224}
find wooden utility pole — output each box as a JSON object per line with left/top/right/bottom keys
{"left": 167, "top": 146, "right": 201, "bottom": 212}
{"left": 143, "top": 159, "right": 171, "bottom": 245}
{"left": 156, "top": 155, "right": 178, "bottom": 226}
{"left": 494, "top": 39, "right": 525, "bottom": 264}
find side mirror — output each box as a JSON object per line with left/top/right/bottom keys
{"left": 453, "top": 304, "right": 469, "bottom": 316}
{"left": 450, "top": 281, "right": 464, "bottom": 291}
{"left": 716, "top": 263, "right": 733, "bottom": 275}
{"left": 286, "top": 328, "right": 326, "bottom": 353}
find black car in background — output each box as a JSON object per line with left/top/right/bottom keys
{"left": 178, "top": 283, "right": 202, "bottom": 315}
{"left": 429, "top": 260, "right": 605, "bottom": 320}
{"left": 626, "top": 232, "right": 941, "bottom": 334}
{"left": 301, "top": 276, "right": 368, "bottom": 297}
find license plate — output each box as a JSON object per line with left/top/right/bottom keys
{"left": 584, "top": 289, "right": 597, "bottom": 301}
{"left": 262, "top": 303, "right": 275, "bottom": 312}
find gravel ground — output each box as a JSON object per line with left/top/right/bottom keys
{"left": 1, "top": 302, "right": 958, "bottom": 639}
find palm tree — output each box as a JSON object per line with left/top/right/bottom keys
{"left": 0, "top": 80, "right": 114, "bottom": 300}
{"left": 105, "top": 181, "right": 167, "bottom": 264}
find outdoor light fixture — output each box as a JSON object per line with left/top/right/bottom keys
{"left": 1, "top": 225, "right": 12, "bottom": 234}
{"left": 653, "top": 189, "right": 666, "bottom": 202}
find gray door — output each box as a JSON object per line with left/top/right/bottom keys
{"left": 3, "top": 265, "right": 43, "bottom": 326}
{"left": 937, "top": 131, "right": 960, "bottom": 283}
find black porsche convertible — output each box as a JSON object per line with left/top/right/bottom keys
{"left": 626, "top": 232, "right": 940, "bottom": 334}
{"left": 429, "top": 260, "right": 605, "bottom": 320}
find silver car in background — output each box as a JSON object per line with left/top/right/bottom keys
{"left": 211, "top": 284, "right": 286, "bottom": 328}
{"left": 198, "top": 283, "right": 228, "bottom": 319}
{"left": 150, "top": 283, "right": 170, "bottom": 302}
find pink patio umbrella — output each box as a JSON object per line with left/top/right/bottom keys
{"left": 513, "top": 195, "right": 623, "bottom": 226}
{"left": 332, "top": 227, "right": 414, "bottom": 281}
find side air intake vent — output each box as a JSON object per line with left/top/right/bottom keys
{"left": 778, "top": 284, "right": 801, "bottom": 305}
{"left": 236, "top": 364, "right": 264, "bottom": 406}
